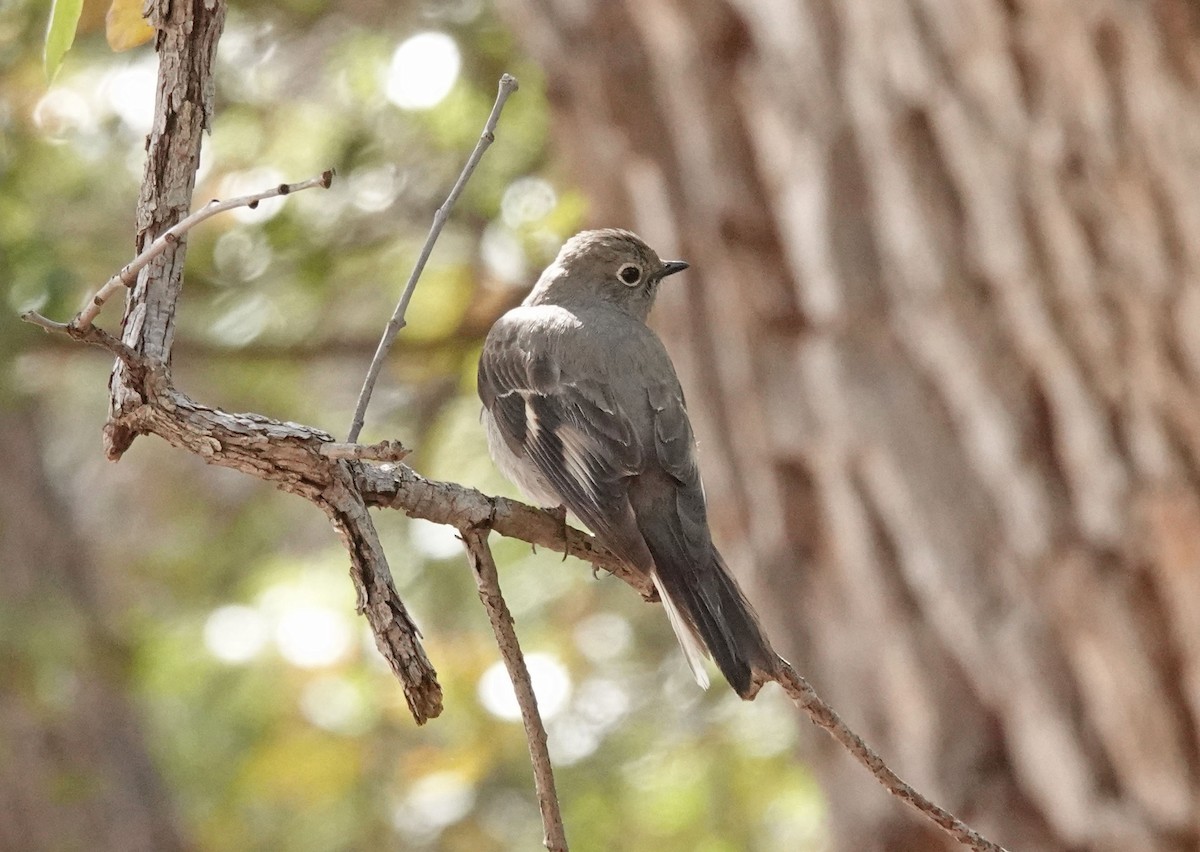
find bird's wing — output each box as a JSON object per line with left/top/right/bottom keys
{"left": 644, "top": 381, "right": 710, "bottom": 563}
{"left": 478, "top": 318, "right": 651, "bottom": 567}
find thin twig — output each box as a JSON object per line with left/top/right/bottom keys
{"left": 346, "top": 73, "right": 519, "bottom": 443}
{"left": 73, "top": 170, "right": 334, "bottom": 331}
{"left": 776, "top": 661, "right": 1007, "bottom": 852}
{"left": 461, "top": 527, "right": 567, "bottom": 852}
{"left": 22, "top": 310, "right": 146, "bottom": 371}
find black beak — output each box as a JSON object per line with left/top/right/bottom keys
{"left": 659, "top": 260, "right": 689, "bottom": 279}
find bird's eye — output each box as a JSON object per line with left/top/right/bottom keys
{"left": 618, "top": 263, "right": 642, "bottom": 286}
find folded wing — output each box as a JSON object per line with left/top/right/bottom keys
{"left": 478, "top": 322, "right": 651, "bottom": 570}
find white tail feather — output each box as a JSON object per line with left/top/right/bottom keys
{"left": 652, "top": 571, "right": 710, "bottom": 689}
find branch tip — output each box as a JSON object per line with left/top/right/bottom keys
{"left": 346, "top": 73, "right": 519, "bottom": 443}
{"left": 773, "top": 661, "right": 1008, "bottom": 852}
{"left": 65, "top": 170, "right": 336, "bottom": 331}
{"left": 21, "top": 310, "right": 67, "bottom": 334}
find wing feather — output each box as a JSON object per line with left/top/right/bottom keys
{"left": 479, "top": 316, "right": 650, "bottom": 568}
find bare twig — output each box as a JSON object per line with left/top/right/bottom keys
{"left": 22, "top": 310, "right": 146, "bottom": 371}
{"left": 462, "top": 527, "right": 567, "bottom": 852}
{"left": 346, "top": 73, "right": 520, "bottom": 443}
{"left": 74, "top": 171, "right": 334, "bottom": 331}
{"left": 776, "top": 663, "right": 1007, "bottom": 852}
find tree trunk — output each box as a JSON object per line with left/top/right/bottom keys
{"left": 498, "top": 1, "right": 1200, "bottom": 849}
{"left": 0, "top": 404, "right": 186, "bottom": 852}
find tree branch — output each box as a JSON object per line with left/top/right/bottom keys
{"left": 346, "top": 73, "right": 520, "bottom": 443}
{"left": 32, "top": 0, "right": 446, "bottom": 724}
{"left": 73, "top": 171, "right": 333, "bottom": 331}
{"left": 462, "top": 527, "right": 567, "bottom": 852}
{"left": 122, "top": 377, "right": 443, "bottom": 722}
{"left": 323, "top": 464, "right": 440, "bottom": 724}
{"left": 355, "top": 463, "right": 650, "bottom": 597}
{"left": 105, "top": 0, "right": 227, "bottom": 460}
{"left": 776, "top": 664, "right": 1008, "bottom": 852}
{"left": 17, "top": 316, "right": 444, "bottom": 723}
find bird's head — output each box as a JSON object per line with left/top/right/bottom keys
{"left": 526, "top": 229, "right": 688, "bottom": 321}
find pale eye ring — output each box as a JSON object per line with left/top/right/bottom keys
{"left": 618, "top": 263, "right": 642, "bottom": 286}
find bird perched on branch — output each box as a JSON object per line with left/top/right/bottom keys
{"left": 477, "top": 229, "right": 778, "bottom": 698}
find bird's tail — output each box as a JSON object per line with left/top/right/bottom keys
{"left": 651, "top": 549, "right": 778, "bottom": 699}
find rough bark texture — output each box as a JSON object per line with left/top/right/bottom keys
{"left": 116, "top": 363, "right": 444, "bottom": 723}
{"left": 106, "top": 0, "right": 225, "bottom": 458}
{"left": 0, "top": 405, "right": 186, "bottom": 852}
{"left": 498, "top": 1, "right": 1200, "bottom": 849}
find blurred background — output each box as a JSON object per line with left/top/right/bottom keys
{"left": 3, "top": 1, "right": 1200, "bottom": 850}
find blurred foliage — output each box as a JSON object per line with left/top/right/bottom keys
{"left": 0, "top": 0, "right": 823, "bottom": 848}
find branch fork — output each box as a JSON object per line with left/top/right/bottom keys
{"left": 71, "top": 171, "right": 334, "bottom": 332}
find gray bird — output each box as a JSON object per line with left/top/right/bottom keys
{"left": 477, "top": 229, "right": 778, "bottom": 698}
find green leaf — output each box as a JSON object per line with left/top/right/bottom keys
{"left": 44, "top": 0, "right": 84, "bottom": 82}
